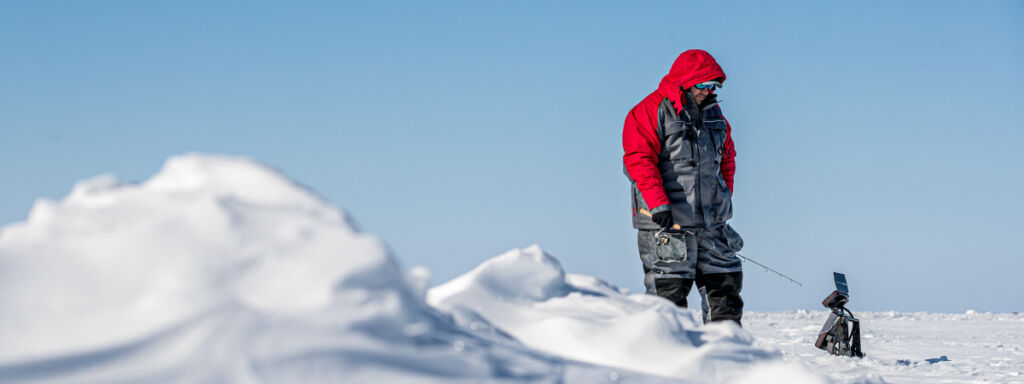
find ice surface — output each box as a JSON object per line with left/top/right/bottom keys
{"left": 745, "top": 311, "right": 1024, "bottom": 384}
{"left": 1, "top": 153, "right": 1015, "bottom": 383}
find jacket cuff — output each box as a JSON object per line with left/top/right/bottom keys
{"left": 649, "top": 204, "right": 671, "bottom": 214}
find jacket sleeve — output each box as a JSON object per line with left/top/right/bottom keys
{"left": 721, "top": 119, "right": 736, "bottom": 192}
{"left": 623, "top": 103, "right": 670, "bottom": 211}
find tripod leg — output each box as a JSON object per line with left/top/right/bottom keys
{"left": 850, "top": 318, "right": 863, "bottom": 358}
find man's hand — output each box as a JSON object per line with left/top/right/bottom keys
{"left": 651, "top": 210, "right": 673, "bottom": 229}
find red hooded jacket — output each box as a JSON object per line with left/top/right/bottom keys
{"left": 622, "top": 50, "right": 736, "bottom": 213}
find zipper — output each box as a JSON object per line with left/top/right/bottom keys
{"left": 695, "top": 98, "right": 722, "bottom": 228}
{"left": 684, "top": 92, "right": 717, "bottom": 228}
{"left": 693, "top": 108, "right": 707, "bottom": 228}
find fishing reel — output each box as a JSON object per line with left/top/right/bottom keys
{"left": 814, "top": 272, "right": 864, "bottom": 357}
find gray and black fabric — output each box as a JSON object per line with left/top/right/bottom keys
{"left": 697, "top": 270, "right": 743, "bottom": 325}
{"left": 629, "top": 91, "right": 733, "bottom": 230}
{"left": 699, "top": 285, "right": 710, "bottom": 324}
{"left": 637, "top": 224, "right": 744, "bottom": 324}
{"left": 637, "top": 224, "right": 744, "bottom": 278}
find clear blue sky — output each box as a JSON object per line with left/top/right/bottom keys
{"left": 2, "top": 1, "right": 1022, "bottom": 312}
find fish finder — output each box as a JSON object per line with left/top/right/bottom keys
{"left": 814, "top": 272, "right": 864, "bottom": 357}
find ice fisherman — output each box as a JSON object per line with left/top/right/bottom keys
{"left": 622, "top": 49, "right": 745, "bottom": 325}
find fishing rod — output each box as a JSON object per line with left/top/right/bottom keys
{"left": 735, "top": 252, "right": 802, "bottom": 287}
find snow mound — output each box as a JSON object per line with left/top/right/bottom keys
{"left": 0, "top": 153, "right": 828, "bottom": 383}
{"left": 428, "top": 246, "right": 826, "bottom": 382}
{"left": 0, "top": 154, "right": 394, "bottom": 359}
{"left": 0, "top": 154, "right": 641, "bottom": 383}
{"left": 427, "top": 245, "right": 570, "bottom": 302}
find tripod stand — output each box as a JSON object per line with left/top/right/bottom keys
{"left": 813, "top": 272, "right": 864, "bottom": 358}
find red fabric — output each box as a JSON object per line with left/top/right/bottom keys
{"left": 721, "top": 118, "right": 736, "bottom": 192}
{"left": 623, "top": 92, "right": 669, "bottom": 210}
{"left": 656, "top": 50, "right": 727, "bottom": 113}
{"left": 623, "top": 50, "right": 735, "bottom": 211}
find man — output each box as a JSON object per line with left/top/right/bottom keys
{"left": 622, "top": 49, "right": 744, "bottom": 325}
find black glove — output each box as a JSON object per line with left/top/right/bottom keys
{"left": 651, "top": 210, "right": 673, "bottom": 229}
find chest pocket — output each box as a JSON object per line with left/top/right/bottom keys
{"left": 661, "top": 120, "right": 695, "bottom": 161}
{"left": 704, "top": 119, "right": 728, "bottom": 156}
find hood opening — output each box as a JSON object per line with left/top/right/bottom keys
{"left": 656, "top": 50, "right": 726, "bottom": 112}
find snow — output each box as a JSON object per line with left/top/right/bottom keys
{"left": 745, "top": 311, "right": 1024, "bottom": 383}
{"left": 0, "top": 153, "right": 1018, "bottom": 383}
{"left": 427, "top": 246, "right": 818, "bottom": 382}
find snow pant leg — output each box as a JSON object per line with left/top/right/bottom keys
{"left": 691, "top": 226, "right": 744, "bottom": 325}
{"left": 637, "top": 230, "right": 697, "bottom": 308}
{"left": 694, "top": 225, "right": 743, "bottom": 274}
{"left": 695, "top": 270, "right": 744, "bottom": 325}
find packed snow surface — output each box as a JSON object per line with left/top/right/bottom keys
{"left": 0, "top": 153, "right": 1017, "bottom": 383}
{"left": 745, "top": 311, "right": 1024, "bottom": 383}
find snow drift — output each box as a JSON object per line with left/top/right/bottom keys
{"left": 0, "top": 153, "right": 823, "bottom": 383}
{"left": 427, "top": 246, "right": 822, "bottom": 382}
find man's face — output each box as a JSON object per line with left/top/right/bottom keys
{"left": 687, "top": 86, "right": 710, "bottom": 105}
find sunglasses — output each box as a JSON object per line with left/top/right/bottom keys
{"left": 694, "top": 81, "right": 721, "bottom": 91}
